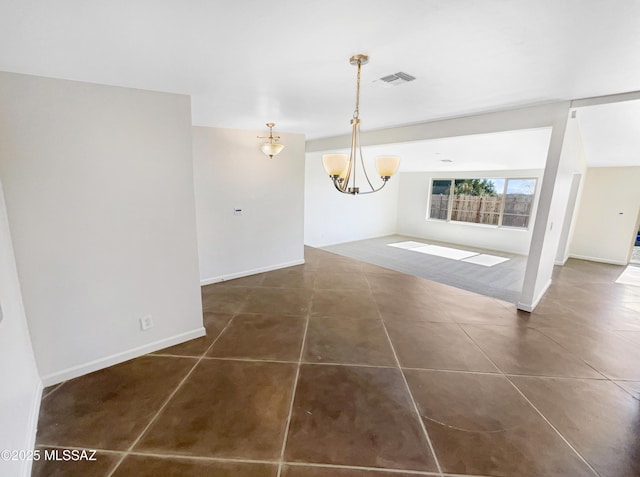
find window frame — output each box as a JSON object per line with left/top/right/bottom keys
{"left": 426, "top": 177, "right": 538, "bottom": 230}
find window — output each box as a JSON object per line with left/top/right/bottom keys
{"left": 502, "top": 179, "right": 536, "bottom": 228}
{"left": 428, "top": 177, "right": 537, "bottom": 229}
{"left": 451, "top": 178, "right": 504, "bottom": 226}
{"left": 429, "top": 180, "right": 451, "bottom": 220}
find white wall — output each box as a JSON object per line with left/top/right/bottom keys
{"left": 0, "top": 72, "right": 204, "bottom": 385}
{"left": 570, "top": 166, "right": 640, "bottom": 265}
{"left": 193, "top": 126, "right": 305, "bottom": 283}
{"left": 0, "top": 179, "right": 42, "bottom": 477}
{"left": 554, "top": 173, "right": 583, "bottom": 265}
{"left": 304, "top": 151, "right": 400, "bottom": 247}
{"left": 396, "top": 170, "right": 543, "bottom": 255}
{"left": 553, "top": 117, "right": 588, "bottom": 264}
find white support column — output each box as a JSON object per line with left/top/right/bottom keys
{"left": 518, "top": 103, "right": 571, "bottom": 311}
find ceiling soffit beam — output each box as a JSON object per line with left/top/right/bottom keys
{"left": 571, "top": 90, "right": 640, "bottom": 109}
{"left": 306, "top": 88, "right": 640, "bottom": 154}
{"left": 306, "top": 102, "right": 570, "bottom": 153}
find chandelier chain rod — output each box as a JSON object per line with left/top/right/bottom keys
{"left": 353, "top": 59, "right": 362, "bottom": 119}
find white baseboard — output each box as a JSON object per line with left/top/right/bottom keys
{"left": 517, "top": 278, "right": 552, "bottom": 312}
{"left": 569, "top": 254, "right": 627, "bottom": 266}
{"left": 200, "top": 259, "right": 305, "bottom": 286}
{"left": 554, "top": 255, "right": 569, "bottom": 266}
{"left": 40, "top": 327, "right": 205, "bottom": 387}
{"left": 23, "top": 379, "right": 43, "bottom": 477}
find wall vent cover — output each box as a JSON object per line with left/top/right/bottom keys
{"left": 375, "top": 72, "right": 416, "bottom": 87}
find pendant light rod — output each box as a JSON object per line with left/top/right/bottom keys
{"left": 351, "top": 54, "right": 367, "bottom": 120}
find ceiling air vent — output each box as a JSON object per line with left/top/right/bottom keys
{"left": 375, "top": 72, "right": 416, "bottom": 87}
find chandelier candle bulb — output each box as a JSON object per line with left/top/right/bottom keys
{"left": 323, "top": 54, "right": 400, "bottom": 195}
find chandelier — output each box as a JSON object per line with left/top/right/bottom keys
{"left": 322, "top": 54, "right": 400, "bottom": 195}
{"left": 258, "top": 122, "right": 285, "bottom": 158}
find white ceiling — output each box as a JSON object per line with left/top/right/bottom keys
{"left": 1, "top": 0, "right": 640, "bottom": 140}
{"left": 576, "top": 100, "right": 640, "bottom": 167}
{"left": 357, "top": 128, "right": 553, "bottom": 172}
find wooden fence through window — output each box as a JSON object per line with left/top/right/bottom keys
{"left": 451, "top": 195, "right": 501, "bottom": 225}
{"left": 431, "top": 194, "right": 533, "bottom": 227}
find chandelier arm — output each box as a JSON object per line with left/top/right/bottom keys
{"left": 355, "top": 179, "right": 389, "bottom": 195}
{"left": 341, "top": 148, "right": 353, "bottom": 193}
{"left": 357, "top": 123, "right": 375, "bottom": 191}
{"left": 332, "top": 177, "right": 356, "bottom": 195}
{"left": 348, "top": 119, "right": 358, "bottom": 192}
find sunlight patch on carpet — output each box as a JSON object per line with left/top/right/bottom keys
{"left": 387, "top": 241, "right": 427, "bottom": 249}
{"left": 462, "top": 254, "right": 510, "bottom": 267}
{"left": 412, "top": 245, "right": 479, "bottom": 260}
{"left": 387, "top": 241, "right": 510, "bottom": 267}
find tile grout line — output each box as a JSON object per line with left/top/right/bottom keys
{"left": 536, "top": 325, "right": 640, "bottom": 401}
{"left": 445, "top": 473, "right": 503, "bottom": 477}
{"left": 456, "top": 323, "right": 602, "bottom": 477}
{"left": 503, "top": 381, "right": 602, "bottom": 477}
{"left": 128, "top": 449, "right": 279, "bottom": 465}
{"left": 532, "top": 326, "right": 637, "bottom": 398}
{"left": 401, "top": 367, "right": 605, "bottom": 380}
{"left": 148, "top": 354, "right": 402, "bottom": 369}
{"left": 611, "top": 380, "right": 640, "bottom": 402}
{"left": 276, "top": 303, "right": 311, "bottom": 477}
{"left": 365, "top": 275, "right": 444, "bottom": 477}
{"left": 303, "top": 360, "right": 393, "bottom": 369}
{"left": 39, "top": 442, "right": 453, "bottom": 475}
{"left": 203, "top": 356, "right": 298, "bottom": 364}
{"left": 284, "top": 460, "right": 441, "bottom": 475}
{"left": 532, "top": 326, "right": 611, "bottom": 379}
{"left": 104, "top": 313, "right": 239, "bottom": 477}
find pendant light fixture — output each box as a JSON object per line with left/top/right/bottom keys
{"left": 322, "top": 54, "right": 400, "bottom": 195}
{"left": 258, "top": 122, "right": 285, "bottom": 158}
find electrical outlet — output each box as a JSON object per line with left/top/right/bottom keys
{"left": 139, "top": 315, "right": 154, "bottom": 331}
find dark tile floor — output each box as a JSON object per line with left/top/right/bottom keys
{"left": 33, "top": 247, "right": 640, "bottom": 477}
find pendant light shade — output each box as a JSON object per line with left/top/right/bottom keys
{"left": 257, "top": 122, "right": 285, "bottom": 158}
{"left": 322, "top": 154, "right": 348, "bottom": 176}
{"left": 261, "top": 142, "right": 285, "bottom": 158}
{"left": 375, "top": 156, "right": 400, "bottom": 178}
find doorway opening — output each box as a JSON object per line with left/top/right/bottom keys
{"left": 631, "top": 226, "right": 640, "bottom": 265}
